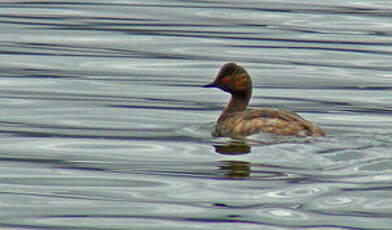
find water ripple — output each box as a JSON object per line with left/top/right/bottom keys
{"left": 0, "top": 0, "right": 392, "bottom": 229}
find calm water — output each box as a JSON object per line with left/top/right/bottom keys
{"left": 0, "top": 1, "right": 392, "bottom": 229}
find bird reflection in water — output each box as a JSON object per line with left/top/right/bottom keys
{"left": 213, "top": 141, "right": 289, "bottom": 179}
{"left": 211, "top": 141, "right": 250, "bottom": 178}
{"left": 218, "top": 160, "right": 288, "bottom": 179}
{"left": 219, "top": 161, "right": 250, "bottom": 178}
{"left": 213, "top": 140, "right": 251, "bottom": 155}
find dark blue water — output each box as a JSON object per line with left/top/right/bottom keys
{"left": 0, "top": 1, "right": 392, "bottom": 229}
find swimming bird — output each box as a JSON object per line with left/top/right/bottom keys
{"left": 203, "top": 63, "right": 325, "bottom": 139}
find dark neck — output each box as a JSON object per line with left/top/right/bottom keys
{"left": 218, "top": 90, "right": 251, "bottom": 121}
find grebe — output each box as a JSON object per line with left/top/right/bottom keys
{"left": 203, "top": 63, "right": 325, "bottom": 139}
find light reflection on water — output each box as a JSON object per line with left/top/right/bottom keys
{"left": 0, "top": 0, "right": 392, "bottom": 229}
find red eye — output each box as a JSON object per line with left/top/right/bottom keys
{"left": 221, "top": 77, "right": 228, "bottom": 83}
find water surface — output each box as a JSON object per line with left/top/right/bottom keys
{"left": 0, "top": 1, "right": 392, "bottom": 229}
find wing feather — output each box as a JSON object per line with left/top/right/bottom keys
{"left": 215, "top": 108, "right": 325, "bottom": 138}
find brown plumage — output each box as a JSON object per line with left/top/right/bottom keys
{"left": 203, "top": 63, "right": 325, "bottom": 139}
